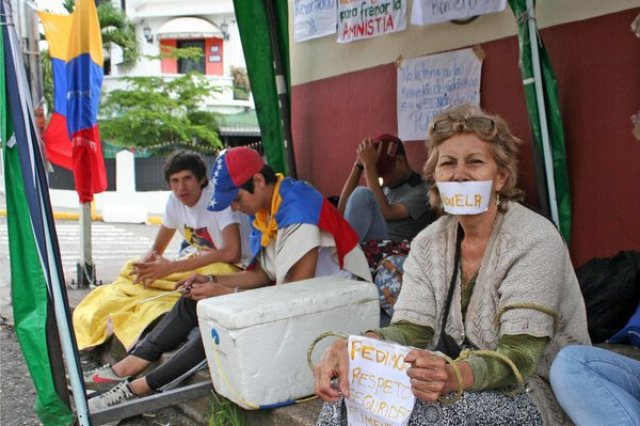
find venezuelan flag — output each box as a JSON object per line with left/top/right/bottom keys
{"left": 251, "top": 177, "right": 362, "bottom": 269}
{"left": 38, "top": 0, "right": 106, "bottom": 203}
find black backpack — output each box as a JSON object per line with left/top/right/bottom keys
{"left": 575, "top": 251, "right": 640, "bottom": 343}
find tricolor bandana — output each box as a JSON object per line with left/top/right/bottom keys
{"left": 208, "top": 147, "right": 264, "bottom": 212}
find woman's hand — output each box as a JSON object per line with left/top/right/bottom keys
{"left": 314, "top": 338, "right": 350, "bottom": 402}
{"left": 404, "top": 349, "right": 450, "bottom": 402}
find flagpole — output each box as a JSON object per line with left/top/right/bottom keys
{"left": 525, "top": 0, "right": 559, "bottom": 229}
{"left": 41, "top": 204, "right": 92, "bottom": 426}
{"left": 21, "top": 0, "right": 43, "bottom": 108}
{"left": 77, "top": 202, "right": 96, "bottom": 288}
{"left": 2, "top": 2, "right": 92, "bottom": 422}
{"left": 264, "top": 0, "right": 297, "bottom": 178}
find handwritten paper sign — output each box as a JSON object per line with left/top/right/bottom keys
{"left": 397, "top": 48, "right": 482, "bottom": 141}
{"left": 294, "top": 0, "right": 337, "bottom": 42}
{"left": 411, "top": 0, "right": 507, "bottom": 26}
{"left": 338, "top": 0, "right": 407, "bottom": 44}
{"left": 345, "top": 336, "right": 415, "bottom": 426}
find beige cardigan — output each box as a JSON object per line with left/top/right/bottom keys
{"left": 392, "top": 202, "right": 591, "bottom": 425}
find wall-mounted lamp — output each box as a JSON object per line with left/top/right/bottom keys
{"left": 142, "top": 23, "right": 153, "bottom": 43}
{"left": 220, "top": 20, "right": 230, "bottom": 41}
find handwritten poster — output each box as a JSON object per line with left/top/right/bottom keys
{"left": 412, "top": 0, "right": 507, "bottom": 26}
{"left": 345, "top": 336, "right": 415, "bottom": 426}
{"left": 397, "top": 48, "right": 482, "bottom": 141}
{"left": 294, "top": 0, "right": 337, "bottom": 42}
{"left": 338, "top": 0, "right": 407, "bottom": 44}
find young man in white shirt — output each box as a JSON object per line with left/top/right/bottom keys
{"left": 73, "top": 150, "right": 251, "bottom": 351}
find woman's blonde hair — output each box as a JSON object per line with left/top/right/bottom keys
{"left": 423, "top": 104, "right": 524, "bottom": 212}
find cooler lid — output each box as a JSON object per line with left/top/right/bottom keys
{"left": 196, "top": 277, "right": 378, "bottom": 329}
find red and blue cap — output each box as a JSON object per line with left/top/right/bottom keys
{"left": 208, "top": 147, "right": 265, "bottom": 212}
{"left": 374, "top": 134, "right": 405, "bottom": 175}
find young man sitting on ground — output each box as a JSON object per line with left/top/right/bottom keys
{"left": 338, "top": 134, "right": 435, "bottom": 242}
{"left": 86, "top": 147, "right": 371, "bottom": 415}
{"left": 73, "top": 150, "right": 251, "bottom": 352}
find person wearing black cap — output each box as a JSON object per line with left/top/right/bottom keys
{"left": 337, "top": 134, "right": 435, "bottom": 243}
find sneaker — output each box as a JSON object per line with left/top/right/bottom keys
{"left": 88, "top": 379, "right": 137, "bottom": 416}
{"left": 84, "top": 364, "right": 129, "bottom": 390}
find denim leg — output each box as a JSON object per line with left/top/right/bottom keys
{"left": 343, "top": 187, "right": 389, "bottom": 242}
{"left": 550, "top": 345, "right": 640, "bottom": 426}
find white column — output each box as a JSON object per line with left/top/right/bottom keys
{"left": 103, "top": 150, "right": 147, "bottom": 223}
{"left": 116, "top": 149, "right": 136, "bottom": 193}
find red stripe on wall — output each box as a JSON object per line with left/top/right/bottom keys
{"left": 205, "top": 38, "right": 224, "bottom": 76}
{"left": 160, "top": 39, "right": 177, "bottom": 74}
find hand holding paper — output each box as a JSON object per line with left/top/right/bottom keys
{"left": 404, "top": 348, "right": 449, "bottom": 402}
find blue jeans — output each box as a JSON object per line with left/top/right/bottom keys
{"left": 550, "top": 345, "right": 640, "bottom": 426}
{"left": 343, "top": 187, "right": 389, "bottom": 242}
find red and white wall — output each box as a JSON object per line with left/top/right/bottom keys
{"left": 288, "top": 1, "right": 640, "bottom": 267}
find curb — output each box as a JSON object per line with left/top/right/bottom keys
{"left": 0, "top": 208, "right": 163, "bottom": 224}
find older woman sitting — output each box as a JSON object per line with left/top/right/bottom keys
{"left": 314, "top": 104, "right": 590, "bottom": 425}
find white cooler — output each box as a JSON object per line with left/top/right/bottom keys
{"left": 197, "top": 276, "right": 380, "bottom": 409}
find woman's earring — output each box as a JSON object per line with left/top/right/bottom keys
{"left": 495, "top": 193, "right": 501, "bottom": 206}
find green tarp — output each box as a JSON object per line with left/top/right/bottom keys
{"left": 233, "top": 0, "right": 291, "bottom": 174}
{"left": 509, "top": 0, "right": 572, "bottom": 242}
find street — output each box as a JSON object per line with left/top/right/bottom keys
{"left": 0, "top": 214, "right": 182, "bottom": 425}
{"left": 0, "top": 218, "right": 171, "bottom": 291}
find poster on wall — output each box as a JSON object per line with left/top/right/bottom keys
{"left": 411, "top": 0, "right": 507, "bottom": 26}
{"left": 294, "top": 0, "right": 338, "bottom": 42}
{"left": 397, "top": 48, "right": 482, "bottom": 141}
{"left": 338, "top": 0, "right": 407, "bottom": 43}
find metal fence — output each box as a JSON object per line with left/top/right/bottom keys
{"left": 48, "top": 159, "right": 117, "bottom": 191}
{"left": 47, "top": 156, "right": 217, "bottom": 191}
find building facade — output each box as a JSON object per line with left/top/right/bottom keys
{"left": 107, "top": 0, "right": 258, "bottom": 130}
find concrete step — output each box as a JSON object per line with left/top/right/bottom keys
{"left": 92, "top": 337, "right": 323, "bottom": 425}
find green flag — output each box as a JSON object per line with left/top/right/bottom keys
{"left": 1, "top": 8, "right": 74, "bottom": 426}
{"left": 233, "top": 0, "right": 290, "bottom": 174}
{"left": 508, "top": 0, "right": 572, "bottom": 242}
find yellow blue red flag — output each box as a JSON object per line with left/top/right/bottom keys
{"left": 38, "top": 0, "right": 107, "bottom": 203}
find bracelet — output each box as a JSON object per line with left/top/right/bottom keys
{"left": 207, "top": 275, "right": 217, "bottom": 284}
{"left": 306, "top": 331, "right": 349, "bottom": 372}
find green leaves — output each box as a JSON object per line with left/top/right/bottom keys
{"left": 99, "top": 73, "right": 223, "bottom": 155}
{"left": 207, "top": 391, "right": 245, "bottom": 426}
{"left": 97, "top": 2, "right": 140, "bottom": 69}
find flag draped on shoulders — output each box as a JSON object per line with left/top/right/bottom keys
{"left": 251, "top": 177, "right": 361, "bottom": 269}
{"left": 37, "top": 0, "right": 106, "bottom": 203}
